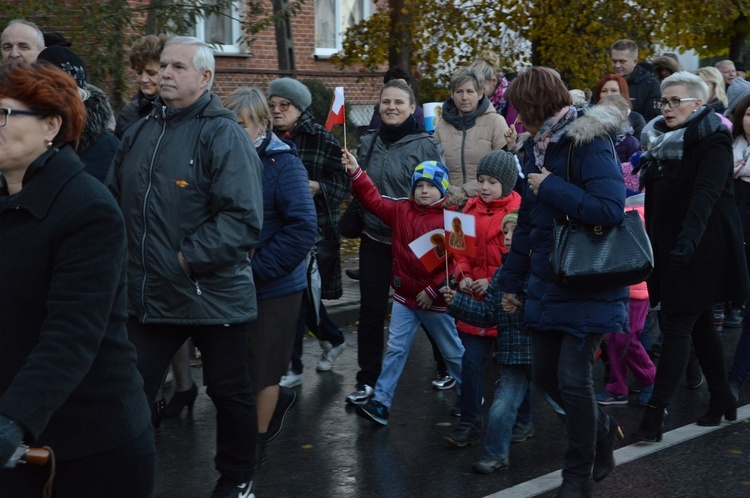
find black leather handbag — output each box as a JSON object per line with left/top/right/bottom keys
{"left": 549, "top": 142, "right": 654, "bottom": 290}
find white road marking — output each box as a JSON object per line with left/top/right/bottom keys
{"left": 485, "top": 404, "right": 750, "bottom": 498}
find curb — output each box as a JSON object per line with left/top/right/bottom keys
{"left": 325, "top": 303, "right": 361, "bottom": 328}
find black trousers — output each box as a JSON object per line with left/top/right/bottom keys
{"left": 651, "top": 307, "right": 730, "bottom": 408}
{"left": 128, "top": 321, "right": 257, "bottom": 484}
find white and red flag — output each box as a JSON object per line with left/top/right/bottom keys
{"left": 444, "top": 210, "right": 476, "bottom": 257}
{"left": 325, "top": 86, "right": 345, "bottom": 131}
{"left": 409, "top": 229, "right": 449, "bottom": 273}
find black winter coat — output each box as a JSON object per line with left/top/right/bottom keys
{"left": 642, "top": 109, "right": 750, "bottom": 313}
{"left": 627, "top": 65, "right": 662, "bottom": 121}
{"left": 0, "top": 146, "right": 151, "bottom": 460}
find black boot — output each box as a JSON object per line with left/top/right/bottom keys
{"left": 697, "top": 389, "right": 737, "bottom": 426}
{"left": 163, "top": 382, "right": 198, "bottom": 418}
{"left": 593, "top": 414, "right": 623, "bottom": 482}
{"left": 557, "top": 477, "right": 593, "bottom": 498}
{"left": 632, "top": 405, "right": 665, "bottom": 442}
{"left": 152, "top": 398, "right": 165, "bottom": 429}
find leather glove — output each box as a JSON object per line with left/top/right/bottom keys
{"left": 669, "top": 238, "right": 695, "bottom": 266}
{"left": 0, "top": 415, "right": 23, "bottom": 468}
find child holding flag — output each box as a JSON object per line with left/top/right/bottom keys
{"left": 341, "top": 150, "right": 464, "bottom": 426}
{"left": 444, "top": 209, "right": 534, "bottom": 474}
{"left": 443, "top": 150, "right": 521, "bottom": 446}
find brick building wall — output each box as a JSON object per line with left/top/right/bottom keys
{"left": 211, "top": 0, "right": 385, "bottom": 124}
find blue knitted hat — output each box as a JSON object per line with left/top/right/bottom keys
{"left": 412, "top": 161, "right": 450, "bottom": 197}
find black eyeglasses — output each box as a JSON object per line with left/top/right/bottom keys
{"left": 656, "top": 98, "right": 698, "bottom": 109}
{"left": 0, "top": 108, "right": 39, "bottom": 127}
{"left": 268, "top": 100, "right": 291, "bottom": 112}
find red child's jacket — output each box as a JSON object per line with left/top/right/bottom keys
{"left": 350, "top": 167, "right": 458, "bottom": 311}
{"left": 455, "top": 192, "right": 521, "bottom": 336}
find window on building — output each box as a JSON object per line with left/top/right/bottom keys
{"left": 193, "top": 0, "right": 244, "bottom": 54}
{"left": 315, "top": 0, "right": 371, "bottom": 58}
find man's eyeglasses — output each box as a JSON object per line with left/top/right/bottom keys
{"left": 0, "top": 108, "right": 39, "bottom": 127}
{"left": 268, "top": 100, "right": 291, "bottom": 112}
{"left": 656, "top": 98, "right": 698, "bottom": 109}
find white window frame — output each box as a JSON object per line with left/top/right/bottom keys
{"left": 314, "top": 0, "right": 372, "bottom": 59}
{"left": 193, "top": 0, "right": 244, "bottom": 54}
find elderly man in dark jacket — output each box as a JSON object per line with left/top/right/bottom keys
{"left": 107, "top": 36, "right": 263, "bottom": 498}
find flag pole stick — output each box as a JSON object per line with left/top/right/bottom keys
{"left": 343, "top": 104, "right": 347, "bottom": 150}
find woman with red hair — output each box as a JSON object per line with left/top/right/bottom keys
{"left": 593, "top": 74, "right": 647, "bottom": 141}
{"left": 0, "top": 61, "right": 154, "bottom": 497}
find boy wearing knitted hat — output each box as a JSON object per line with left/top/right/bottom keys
{"left": 445, "top": 205, "right": 535, "bottom": 474}
{"left": 342, "top": 149, "right": 464, "bottom": 426}
{"left": 442, "top": 150, "right": 521, "bottom": 448}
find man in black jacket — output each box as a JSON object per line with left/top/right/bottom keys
{"left": 108, "top": 36, "right": 263, "bottom": 498}
{"left": 611, "top": 39, "right": 661, "bottom": 121}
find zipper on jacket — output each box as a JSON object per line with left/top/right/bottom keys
{"left": 191, "top": 278, "right": 202, "bottom": 296}
{"left": 460, "top": 123, "right": 467, "bottom": 184}
{"left": 140, "top": 106, "right": 169, "bottom": 319}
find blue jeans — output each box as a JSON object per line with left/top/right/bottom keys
{"left": 516, "top": 385, "right": 533, "bottom": 424}
{"left": 459, "top": 332, "right": 494, "bottom": 425}
{"left": 483, "top": 364, "right": 533, "bottom": 460}
{"left": 729, "top": 299, "right": 750, "bottom": 389}
{"left": 373, "top": 302, "right": 464, "bottom": 408}
{"left": 291, "top": 293, "right": 345, "bottom": 374}
{"left": 531, "top": 330, "right": 610, "bottom": 483}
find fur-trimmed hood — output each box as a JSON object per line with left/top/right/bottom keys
{"left": 565, "top": 105, "right": 624, "bottom": 146}
{"left": 80, "top": 84, "right": 115, "bottom": 153}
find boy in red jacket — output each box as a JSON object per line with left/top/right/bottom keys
{"left": 342, "top": 150, "right": 464, "bottom": 426}
{"left": 443, "top": 150, "right": 521, "bottom": 447}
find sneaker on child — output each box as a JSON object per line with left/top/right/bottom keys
{"left": 595, "top": 391, "right": 628, "bottom": 406}
{"left": 472, "top": 456, "right": 510, "bottom": 474}
{"left": 637, "top": 384, "right": 654, "bottom": 407}
{"left": 346, "top": 384, "right": 374, "bottom": 405}
{"left": 356, "top": 399, "right": 389, "bottom": 426}
{"left": 431, "top": 374, "right": 456, "bottom": 390}
{"left": 511, "top": 422, "right": 535, "bottom": 443}
{"left": 317, "top": 341, "right": 346, "bottom": 372}
{"left": 443, "top": 422, "right": 481, "bottom": 447}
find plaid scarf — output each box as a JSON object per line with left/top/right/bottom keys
{"left": 532, "top": 106, "right": 577, "bottom": 169}
{"left": 644, "top": 106, "right": 720, "bottom": 163}
{"left": 638, "top": 107, "right": 722, "bottom": 185}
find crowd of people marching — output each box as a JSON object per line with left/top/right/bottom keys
{"left": 1, "top": 17, "right": 749, "bottom": 498}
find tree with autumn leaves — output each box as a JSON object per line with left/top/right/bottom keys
{"left": 0, "top": 0, "right": 302, "bottom": 109}
{"left": 334, "top": 0, "right": 750, "bottom": 91}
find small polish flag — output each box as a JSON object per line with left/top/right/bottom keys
{"left": 325, "top": 86, "right": 345, "bottom": 131}
{"left": 409, "top": 229, "right": 449, "bottom": 273}
{"left": 444, "top": 210, "right": 476, "bottom": 257}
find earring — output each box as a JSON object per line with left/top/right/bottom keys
{"left": 46, "top": 141, "right": 53, "bottom": 148}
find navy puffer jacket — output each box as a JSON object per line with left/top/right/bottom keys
{"left": 252, "top": 133, "right": 317, "bottom": 300}
{"left": 497, "top": 106, "right": 629, "bottom": 338}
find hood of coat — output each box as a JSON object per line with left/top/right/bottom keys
{"left": 565, "top": 105, "right": 623, "bottom": 146}
{"left": 79, "top": 84, "right": 115, "bottom": 152}
{"left": 259, "top": 132, "right": 295, "bottom": 158}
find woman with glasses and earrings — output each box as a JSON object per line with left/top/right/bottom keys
{"left": 634, "top": 71, "right": 750, "bottom": 443}
{"left": 0, "top": 61, "right": 155, "bottom": 496}
{"left": 266, "top": 78, "right": 350, "bottom": 387}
